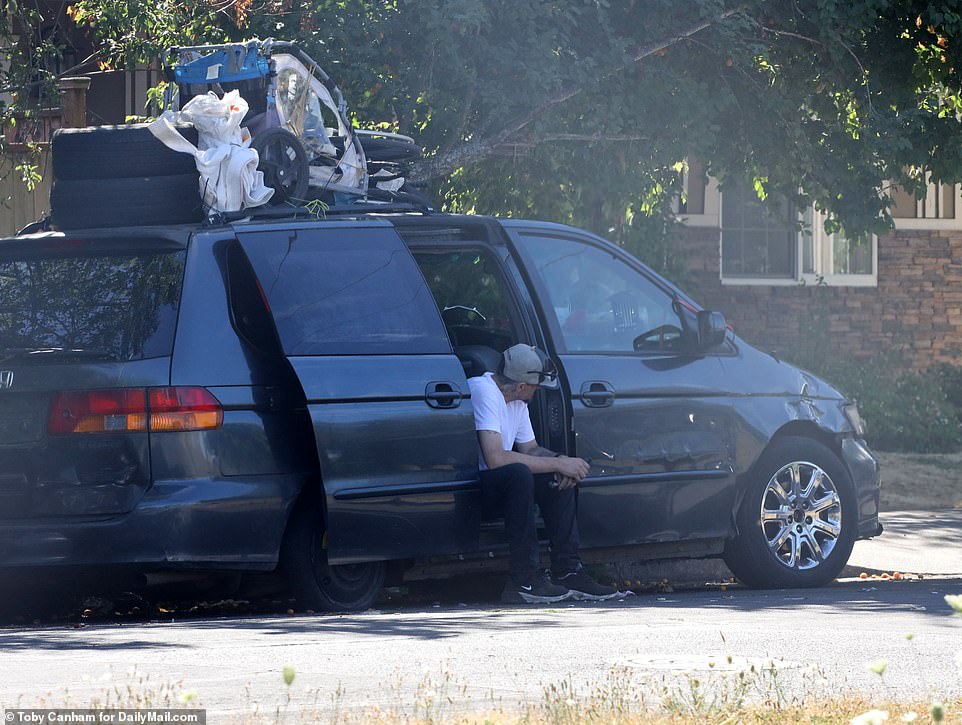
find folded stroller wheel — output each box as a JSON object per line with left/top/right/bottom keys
{"left": 252, "top": 127, "right": 310, "bottom": 204}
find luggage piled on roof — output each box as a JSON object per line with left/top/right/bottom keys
{"left": 49, "top": 38, "right": 426, "bottom": 229}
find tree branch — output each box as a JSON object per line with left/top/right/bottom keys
{"left": 409, "top": 7, "right": 744, "bottom": 184}
{"left": 755, "top": 20, "right": 873, "bottom": 113}
{"left": 438, "top": 85, "right": 476, "bottom": 158}
{"left": 491, "top": 133, "right": 649, "bottom": 156}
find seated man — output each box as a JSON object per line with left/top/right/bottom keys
{"left": 468, "top": 343, "right": 621, "bottom": 604}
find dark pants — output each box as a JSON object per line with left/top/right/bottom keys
{"left": 480, "top": 463, "right": 581, "bottom": 584}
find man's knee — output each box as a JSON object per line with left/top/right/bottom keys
{"left": 498, "top": 462, "right": 533, "bottom": 484}
{"left": 488, "top": 463, "right": 534, "bottom": 503}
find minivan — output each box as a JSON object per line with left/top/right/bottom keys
{"left": 0, "top": 210, "right": 881, "bottom": 610}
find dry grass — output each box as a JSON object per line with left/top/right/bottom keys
{"left": 22, "top": 666, "right": 952, "bottom": 725}
{"left": 877, "top": 452, "right": 962, "bottom": 511}
{"left": 240, "top": 695, "right": 957, "bottom": 724}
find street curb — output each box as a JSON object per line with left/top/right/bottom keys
{"left": 605, "top": 557, "right": 733, "bottom": 591}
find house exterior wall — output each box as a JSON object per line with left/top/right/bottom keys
{"left": 677, "top": 223, "right": 962, "bottom": 370}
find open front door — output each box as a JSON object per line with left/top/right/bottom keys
{"left": 506, "top": 224, "right": 737, "bottom": 548}
{"left": 237, "top": 222, "right": 480, "bottom": 564}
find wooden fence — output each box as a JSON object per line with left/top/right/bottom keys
{"left": 0, "top": 145, "right": 53, "bottom": 236}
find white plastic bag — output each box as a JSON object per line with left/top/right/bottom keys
{"left": 148, "top": 90, "right": 274, "bottom": 213}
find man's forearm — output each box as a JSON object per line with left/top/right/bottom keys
{"left": 484, "top": 448, "right": 561, "bottom": 474}
{"left": 527, "top": 445, "right": 559, "bottom": 458}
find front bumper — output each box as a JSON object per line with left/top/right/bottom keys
{"left": 841, "top": 436, "right": 882, "bottom": 539}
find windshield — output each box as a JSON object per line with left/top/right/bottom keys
{"left": 0, "top": 249, "right": 187, "bottom": 362}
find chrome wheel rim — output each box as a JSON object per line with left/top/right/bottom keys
{"left": 760, "top": 460, "right": 842, "bottom": 571}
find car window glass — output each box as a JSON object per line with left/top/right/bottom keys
{"left": 226, "top": 244, "right": 282, "bottom": 354}
{"left": 412, "top": 248, "right": 518, "bottom": 352}
{"left": 516, "top": 233, "right": 682, "bottom": 353}
{"left": 0, "top": 249, "right": 186, "bottom": 362}
{"left": 240, "top": 228, "right": 450, "bottom": 355}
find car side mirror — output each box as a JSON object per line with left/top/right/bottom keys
{"left": 697, "top": 310, "right": 727, "bottom": 350}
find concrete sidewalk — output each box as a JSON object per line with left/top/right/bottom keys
{"left": 845, "top": 509, "right": 962, "bottom": 577}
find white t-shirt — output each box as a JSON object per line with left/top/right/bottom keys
{"left": 467, "top": 372, "right": 535, "bottom": 471}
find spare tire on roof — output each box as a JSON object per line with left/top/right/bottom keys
{"left": 52, "top": 123, "right": 198, "bottom": 181}
{"left": 51, "top": 174, "right": 205, "bottom": 230}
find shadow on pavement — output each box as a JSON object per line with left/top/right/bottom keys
{"left": 3, "top": 577, "right": 957, "bottom": 650}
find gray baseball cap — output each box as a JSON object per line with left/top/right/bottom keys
{"left": 501, "top": 344, "right": 560, "bottom": 389}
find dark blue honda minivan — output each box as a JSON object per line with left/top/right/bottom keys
{"left": 0, "top": 212, "right": 881, "bottom": 610}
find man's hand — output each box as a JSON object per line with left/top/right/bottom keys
{"left": 555, "top": 455, "right": 590, "bottom": 481}
{"left": 555, "top": 474, "right": 580, "bottom": 490}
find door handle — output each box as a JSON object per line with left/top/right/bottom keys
{"left": 425, "top": 381, "right": 463, "bottom": 409}
{"left": 580, "top": 381, "right": 615, "bottom": 408}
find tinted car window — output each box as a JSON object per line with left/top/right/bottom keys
{"left": 0, "top": 249, "right": 186, "bottom": 361}
{"left": 413, "top": 248, "right": 519, "bottom": 351}
{"left": 226, "top": 243, "right": 282, "bottom": 354}
{"left": 516, "top": 233, "right": 682, "bottom": 353}
{"left": 240, "top": 227, "right": 450, "bottom": 355}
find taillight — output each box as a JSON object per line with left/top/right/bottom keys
{"left": 48, "top": 387, "right": 222, "bottom": 434}
{"left": 148, "top": 387, "right": 223, "bottom": 432}
{"left": 48, "top": 389, "right": 147, "bottom": 434}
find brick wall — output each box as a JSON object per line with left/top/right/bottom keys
{"left": 676, "top": 225, "right": 962, "bottom": 370}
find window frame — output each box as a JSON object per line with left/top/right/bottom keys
{"left": 409, "top": 243, "right": 526, "bottom": 353}
{"left": 509, "top": 228, "right": 699, "bottom": 357}
{"left": 718, "top": 192, "right": 878, "bottom": 288}
{"left": 798, "top": 218, "right": 878, "bottom": 287}
{"left": 889, "top": 179, "right": 962, "bottom": 230}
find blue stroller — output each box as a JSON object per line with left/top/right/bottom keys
{"left": 164, "top": 39, "right": 422, "bottom": 206}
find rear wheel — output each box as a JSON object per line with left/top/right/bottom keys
{"left": 282, "top": 500, "right": 385, "bottom": 611}
{"left": 724, "top": 436, "right": 857, "bottom": 588}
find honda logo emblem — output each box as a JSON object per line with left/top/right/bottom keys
{"left": 0, "top": 371, "right": 12, "bottom": 390}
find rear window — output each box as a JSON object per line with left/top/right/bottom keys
{"left": 0, "top": 249, "right": 186, "bottom": 362}
{"left": 239, "top": 227, "right": 450, "bottom": 355}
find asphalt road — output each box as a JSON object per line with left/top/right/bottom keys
{"left": 1, "top": 509, "right": 960, "bottom": 722}
{"left": 0, "top": 578, "right": 960, "bottom": 722}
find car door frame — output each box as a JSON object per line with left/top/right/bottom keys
{"left": 398, "top": 217, "right": 570, "bottom": 455}
{"left": 235, "top": 220, "right": 482, "bottom": 565}
{"left": 501, "top": 219, "right": 739, "bottom": 549}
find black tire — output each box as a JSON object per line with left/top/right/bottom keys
{"left": 281, "top": 500, "right": 385, "bottom": 612}
{"left": 52, "top": 124, "right": 199, "bottom": 181}
{"left": 332, "top": 133, "right": 421, "bottom": 162}
{"left": 723, "top": 436, "right": 857, "bottom": 588}
{"left": 357, "top": 135, "right": 421, "bottom": 163}
{"left": 51, "top": 174, "right": 205, "bottom": 230}
{"left": 251, "top": 127, "right": 309, "bottom": 204}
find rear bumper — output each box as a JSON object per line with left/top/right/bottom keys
{"left": 0, "top": 474, "right": 304, "bottom": 570}
{"left": 841, "top": 437, "right": 882, "bottom": 539}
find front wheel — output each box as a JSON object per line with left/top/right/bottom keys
{"left": 724, "top": 436, "right": 857, "bottom": 588}
{"left": 281, "top": 502, "right": 385, "bottom": 611}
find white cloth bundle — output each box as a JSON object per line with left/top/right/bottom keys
{"left": 149, "top": 90, "right": 273, "bottom": 213}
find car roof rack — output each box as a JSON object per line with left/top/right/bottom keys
{"left": 207, "top": 200, "right": 433, "bottom": 225}
{"left": 10, "top": 201, "right": 432, "bottom": 237}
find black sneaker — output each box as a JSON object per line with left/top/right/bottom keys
{"left": 551, "top": 566, "right": 623, "bottom": 601}
{"left": 500, "top": 572, "right": 572, "bottom": 604}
